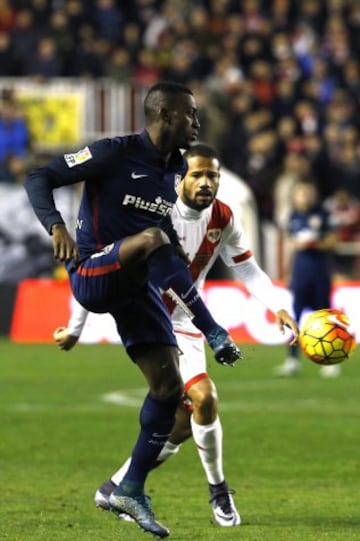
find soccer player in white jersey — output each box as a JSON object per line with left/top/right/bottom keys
{"left": 54, "top": 144, "right": 298, "bottom": 527}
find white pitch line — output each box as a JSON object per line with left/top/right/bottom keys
{"left": 100, "top": 389, "right": 146, "bottom": 407}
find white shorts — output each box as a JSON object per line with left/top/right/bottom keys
{"left": 175, "top": 329, "right": 208, "bottom": 392}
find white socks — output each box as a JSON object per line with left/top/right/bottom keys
{"left": 110, "top": 418, "right": 224, "bottom": 486}
{"left": 110, "top": 441, "right": 181, "bottom": 485}
{"left": 156, "top": 440, "right": 181, "bottom": 461}
{"left": 111, "top": 457, "right": 131, "bottom": 486}
{"left": 191, "top": 416, "right": 224, "bottom": 485}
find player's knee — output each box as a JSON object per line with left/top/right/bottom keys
{"left": 142, "top": 227, "right": 170, "bottom": 254}
{"left": 192, "top": 386, "right": 218, "bottom": 419}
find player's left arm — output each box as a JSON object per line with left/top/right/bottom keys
{"left": 231, "top": 257, "right": 299, "bottom": 343}
{"left": 219, "top": 212, "right": 299, "bottom": 343}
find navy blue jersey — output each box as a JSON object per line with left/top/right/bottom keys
{"left": 24, "top": 130, "right": 186, "bottom": 258}
{"left": 288, "top": 203, "right": 333, "bottom": 283}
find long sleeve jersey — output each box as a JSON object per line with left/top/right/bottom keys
{"left": 24, "top": 130, "right": 186, "bottom": 258}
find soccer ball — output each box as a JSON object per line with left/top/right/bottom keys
{"left": 299, "top": 308, "right": 356, "bottom": 365}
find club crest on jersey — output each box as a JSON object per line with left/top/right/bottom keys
{"left": 207, "top": 229, "right": 222, "bottom": 243}
{"left": 64, "top": 146, "right": 92, "bottom": 168}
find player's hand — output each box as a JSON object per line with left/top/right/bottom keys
{"left": 51, "top": 223, "right": 79, "bottom": 264}
{"left": 275, "top": 309, "right": 299, "bottom": 345}
{"left": 53, "top": 327, "right": 79, "bottom": 351}
{"left": 215, "top": 341, "right": 242, "bottom": 367}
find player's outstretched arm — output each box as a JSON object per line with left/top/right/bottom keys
{"left": 53, "top": 298, "right": 89, "bottom": 351}
{"left": 274, "top": 309, "right": 299, "bottom": 345}
{"left": 53, "top": 327, "right": 80, "bottom": 350}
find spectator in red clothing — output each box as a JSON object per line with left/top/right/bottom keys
{"left": 0, "top": 0, "right": 17, "bottom": 33}
{"left": 324, "top": 188, "right": 360, "bottom": 279}
{"left": 132, "top": 48, "right": 162, "bottom": 87}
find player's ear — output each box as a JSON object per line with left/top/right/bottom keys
{"left": 159, "top": 107, "right": 171, "bottom": 124}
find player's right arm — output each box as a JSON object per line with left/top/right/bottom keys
{"left": 23, "top": 140, "right": 117, "bottom": 262}
{"left": 54, "top": 298, "right": 89, "bottom": 351}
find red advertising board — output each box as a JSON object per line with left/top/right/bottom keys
{"left": 10, "top": 279, "right": 360, "bottom": 344}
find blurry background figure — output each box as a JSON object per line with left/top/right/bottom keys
{"left": 23, "top": 36, "right": 63, "bottom": 79}
{"left": 0, "top": 151, "right": 79, "bottom": 284}
{"left": 324, "top": 189, "right": 360, "bottom": 280}
{"left": 0, "top": 90, "right": 30, "bottom": 167}
{"left": 273, "top": 151, "right": 312, "bottom": 231}
{"left": 274, "top": 181, "right": 340, "bottom": 378}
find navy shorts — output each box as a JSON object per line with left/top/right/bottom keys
{"left": 67, "top": 241, "right": 177, "bottom": 350}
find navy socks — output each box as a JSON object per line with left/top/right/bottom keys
{"left": 118, "top": 393, "right": 179, "bottom": 495}
{"left": 148, "top": 244, "right": 218, "bottom": 337}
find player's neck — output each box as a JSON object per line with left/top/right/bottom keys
{"left": 146, "top": 128, "right": 174, "bottom": 164}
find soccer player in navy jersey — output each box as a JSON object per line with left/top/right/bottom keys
{"left": 24, "top": 82, "right": 240, "bottom": 538}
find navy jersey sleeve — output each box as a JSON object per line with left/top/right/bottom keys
{"left": 24, "top": 139, "right": 121, "bottom": 234}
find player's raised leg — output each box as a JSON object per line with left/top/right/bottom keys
{"left": 118, "top": 228, "right": 241, "bottom": 366}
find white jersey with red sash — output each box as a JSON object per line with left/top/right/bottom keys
{"left": 169, "top": 197, "right": 252, "bottom": 338}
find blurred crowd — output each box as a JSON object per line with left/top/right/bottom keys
{"left": 1, "top": 0, "right": 360, "bottom": 281}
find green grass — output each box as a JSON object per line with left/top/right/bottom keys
{"left": 1, "top": 340, "right": 360, "bottom": 541}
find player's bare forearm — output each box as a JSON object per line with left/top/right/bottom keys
{"left": 51, "top": 224, "right": 79, "bottom": 264}
{"left": 275, "top": 309, "right": 299, "bottom": 345}
{"left": 53, "top": 327, "right": 79, "bottom": 351}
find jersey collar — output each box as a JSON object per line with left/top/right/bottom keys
{"left": 176, "top": 196, "right": 213, "bottom": 220}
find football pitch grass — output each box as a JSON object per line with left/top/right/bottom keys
{"left": 1, "top": 340, "right": 360, "bottom": 541}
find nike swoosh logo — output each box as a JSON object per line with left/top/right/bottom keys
{"left": 180, "top": 284, "right": 195, "bottom": 299}
{"left": 131, "top": 172, "right": 149, "bottom": 179}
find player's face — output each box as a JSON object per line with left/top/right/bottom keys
{"left": 168, "top": 94, "right": 200, "bottom": 149}
{"left": 179, "top": 155, "right": 220, "bottom": 210}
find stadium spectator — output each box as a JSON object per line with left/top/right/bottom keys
{"left": 105, "top": 46, "right": 132, "bottom": 82}
{"left": 23, "top": 36, "right": 64, "bottom": 79}
{"left": 47, "top": 9, "right": 76, "bottom": 76}
{"left": 0, "top": 92, "right": 30, "bottom": 166}
{"left": 0, "top": 31, "right": 20, "bottom": 76}
{"left": 65, "top": 0, "right": 92, "bottom": 41}
{"left": 68, "top": 27, "right": 105, "bottom": 79}
{"left": 132, "top": 47, "right": 162, "bottom": 87}
{"left": 10, "top": 9, "right": 40, "bottom": 69}
{"left": 273, "top": 151, "right": 312, "bottom": 231}
{"left": 92, "top": 0, "right": 125, "bottom": 43}
{"left": 0, "top": 0, "right": 17, "bottom": 33}
{"left": 324, "top": 188, "right": 360, "bottom": 279}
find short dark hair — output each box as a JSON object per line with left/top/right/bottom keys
{"left": 144, "top": 81, "right": 193, "bottom": 121}
{"left": 183, "top": 143, "right": 219, "bottom": 161}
